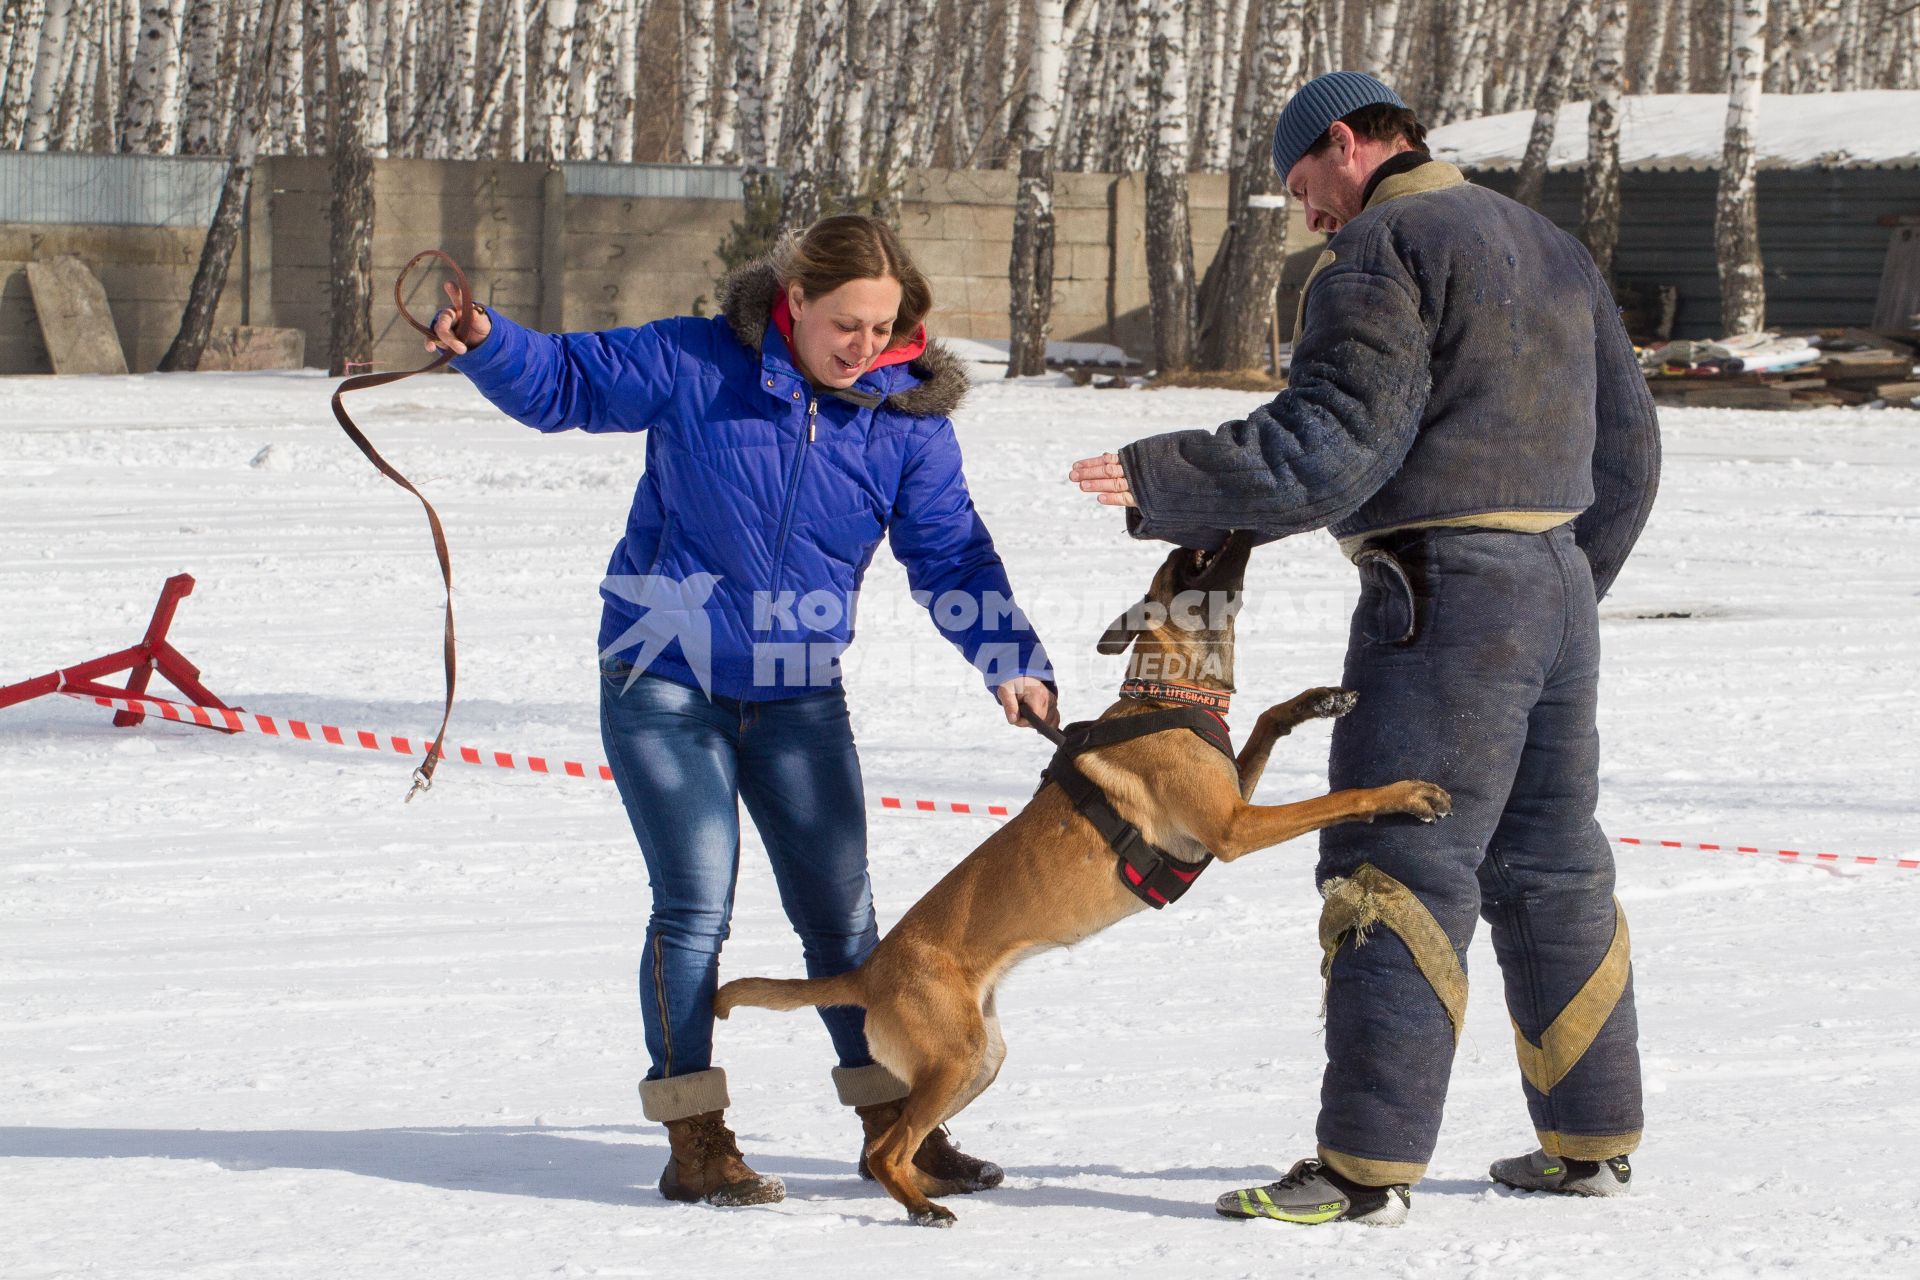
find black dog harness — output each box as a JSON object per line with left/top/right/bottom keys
{"left": 1034, "top": 699, "right": 1235, "bottom": 909}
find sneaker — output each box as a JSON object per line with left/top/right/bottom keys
{"left": 1490, "top": 1148, "right": 1631, "bottom": 1197}
{"left": 1215, "top": 1158, "right": 1410, "bottom": 1225}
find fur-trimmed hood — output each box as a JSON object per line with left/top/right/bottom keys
{"left": 716, "top": 257, "right": 970, "bottom": 420}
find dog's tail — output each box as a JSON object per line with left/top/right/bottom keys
{"left": 714, "top": 970, "right": 866, "bottom": 1018}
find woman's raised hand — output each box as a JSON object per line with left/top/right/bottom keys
{"left": 426, "top": 280, "right": 491, "bottom": 355}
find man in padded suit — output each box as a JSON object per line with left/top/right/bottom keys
{"left": 1070, "top": 71, "right": 1660, "bottom": 1226}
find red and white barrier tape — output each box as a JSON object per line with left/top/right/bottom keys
{"left": 57, "top": 690, "right": 1910, "bottom": 870}
{"left": 61, "top": 690, "right": 1009, "bottom": 817}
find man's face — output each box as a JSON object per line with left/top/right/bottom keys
{"left": 1284, "top": 121, "right": 1399, "bottom": 235}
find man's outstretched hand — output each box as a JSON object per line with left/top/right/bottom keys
{"left": 1069, "top": 452, "right": 1136, "bottom": 507}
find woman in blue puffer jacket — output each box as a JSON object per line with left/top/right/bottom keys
{"left": 428, "top": 214, "right": 1054, "bottom": 1209}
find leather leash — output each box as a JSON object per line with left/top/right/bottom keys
{"left": 328, "top": 249, "right": 472, "bottom": 802}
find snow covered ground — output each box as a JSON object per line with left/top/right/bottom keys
{"left": 3, "top": 370, "right": 1917, "bottom": 1279}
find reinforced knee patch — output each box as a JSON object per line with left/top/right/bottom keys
{"left": 1318, "top": 864, "right": 1468, "bottom": 1041}
{"left": 1510, "top": 900, "right": 1632, "bottom": 1096}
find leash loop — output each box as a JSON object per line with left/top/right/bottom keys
{"left": 329, "top": 249, "right": 473, "bottom": 801}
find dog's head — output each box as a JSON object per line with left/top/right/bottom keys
{"left": 1095, "top": 530, "right": 1254, "bottom": 690}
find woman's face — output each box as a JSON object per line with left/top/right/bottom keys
{"left": 786, "top": 276, "right": 903, "bottom": 389}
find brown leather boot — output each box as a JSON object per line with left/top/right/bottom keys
{"left": 640, "top": 1067, "right": 783, "bottom": 1207}
{"left": 659, "top": 1111, "right": 786, "bottom": 1206}
{"left": 854, "top": 1099, "right": 1005, "bottom": 1193}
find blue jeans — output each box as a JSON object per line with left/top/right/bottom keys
{"left": 599, "top": 664, "right": 879, "bottom": 1082}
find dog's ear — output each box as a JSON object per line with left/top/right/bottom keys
{"left": 1096, "top": 602, "right": 1143, "bottom": 655}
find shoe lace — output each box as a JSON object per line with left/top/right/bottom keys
{"left": 1271, "top": 1159, "right": 1324, "bottom": 1192}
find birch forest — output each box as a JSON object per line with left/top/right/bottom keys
{"left": 3, "top": 0, "right": 1915, "bottom": 370}
{"left": 3, "top": 0, "right": 1916, "bottom": 166}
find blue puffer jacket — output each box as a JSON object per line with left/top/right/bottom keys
{"left": 450, "top": 259, "right": 1051, "bottom": 701}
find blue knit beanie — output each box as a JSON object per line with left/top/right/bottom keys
{"left": 1270, "top": 71, "right": 1408, "bottom": 180}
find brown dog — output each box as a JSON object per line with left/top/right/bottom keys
{"left": 714, "top": 531, "right": 1451, "bottom": 1225}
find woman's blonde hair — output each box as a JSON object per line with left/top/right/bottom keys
{"left": 775, "top": 214, "right": 933, "bottom": 349}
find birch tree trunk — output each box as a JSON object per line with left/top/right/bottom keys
{"left": 680, "top": 0, "right": 715, "bottom": 162}
{"left": 1717, "top": 0, "right": 1767, "bottom": 334}
{"left": 759, "top": 0, "right": 796, "bottom": 160}
{"left": 329, "top": 0, "right": 375, "bottom": 375}
{"left": 272, "top": 0, "right": 307, "bottom": 151}
{"left": 22, "top": 0, "right": 72, "bottom": 151}
{"left": 1630, "top": 0, "right": 1668, "bottom": 91}
{"left": 124, "top": 0, "right": 185, "bottom": 152}
{"left": 180, "top": 0, "right": 225, "bottom": 153}
{"left": 834, "top": 0, "right": 871, "bottom": 180}
{"left": 1200, "top": 0, "right": 1306, "bottom": 371}
{"left": 510, "top": 0, "right": 528, "bottom": 160}
{"left": 454, "top": 0, "right": 483, "bottom": 139}
{"left": 1579, "top": 0, "right": 1626, "bottom": 285}
{"left": 163, "top": 0, "right": 291, "bottom": 372}
{"left": 1007, "top": 0, "right": 1071, "bottom": 378}
{"left": 727, "top": 0, "right": 762, "bottom": 163}
{"left": 1514, "top": 0, "right": 1589, "bottom": 209}
{"left": 1365, "top": 0, "right": 1400, "bottom": 72}
{"left": 1107, "top": 0, "right": 1153, "bottom": 173}
{"left": 536, "top": 0, "right": 578, "bottom": 160}
{"left": 777, "top": 0, "right": 845, "bottom": 233}
{"left": 1663, "top": 0, "right": 1692, "bottom": 90}
{"left": 304, "top": 0, "right": 328, "bottom": 151}
{"left": 1198, "top": 0, "right": 1248, "bottom": 171}
{"left": 1145, "top": 0, "right": 1196, "bottom": 372}
{"left": 56, "top": 0, "right": 102, "bottom": 149}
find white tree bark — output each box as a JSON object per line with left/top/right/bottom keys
{"left": 1514, "top": 0, "right": 1589, "bottom": 208}
{"left": 124, "top": 0, "right": 185, "bottom": 153}
{"left": 56, "top": 0, "right": 101, "bottom": 150}
{"left": 1008, "top": 0, "right": 1073, "bottom": 377}
{"left": 679, "top": 0, "right": 715, "bottom": 162}
{"left": 535, "top": 0, "right": 578, "bottom": 160}
{"left": 726, "top": 0, "right": 764, "bottom": 164}
{"left": 1664, "top": 0, "right": 1693, "bottom": 89}
{"left": 271, "top": 0, "right": 307, "bottom": 151}
{"left": 1198, "top": 0, "right": 1246, "bottom": 172}
{"left": 329, "top": 0, "right": 375, "bottom": 374}
{"left": 835, "top": 0, "right": 872, "bottom": 178}
{"left": 777, "top": 0, "right": 845, "bottom": 232}
{"left": 711, "top": 0, "right": 738, "bottom": 161}
{"left": 179, "top": 0, "right": 226, "bottom": 152}
{"left": 1145, "top": 0, "right": 1196, "bottom": 371}
{"left": 1200, "top": 0, "right": 1306, "bottom": 370}
{"left": 1436, "top": 0, "right": 1493, "bottom": 124}
{"left": 1580, "top": 0, "right": 1627, "bottom": 284}
{"left": 510, "top": 0, "right": 528, "bottom": 160}
{"left": 1365, "top": 0, "right": 1400, "bottom": 73}
{"left": 1718, "top": 0, "right": 1768, "bottom": 334}
{"left": 759, "top": 0, "right": 796, "bottom": 166}
{"left": 568, "top": 0, "right": 604, "bottom": 159}
{"left": 23, "top": 0, "right": 75, "bottom": 151}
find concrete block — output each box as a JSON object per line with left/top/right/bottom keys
{"left": 26, "top": 254, "right": 128, "bottom": 374}
{"left": 1054, "top": 205, "right": 1111, "bottom": 245}
{"left": 198, "top": 325, "right": 307, "bottom": 371}
{"left": 566, "top": 194, "right": 737, "bottom": 237}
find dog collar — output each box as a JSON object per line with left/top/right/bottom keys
{"left": 1119, "top": 679, "right": 1232, "bottom": 716}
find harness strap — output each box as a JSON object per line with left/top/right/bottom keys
{"left": 1037, "top": 705, "right": 1235, "bottom": 909}
{"left": 328, "top": 249, "right": 472, "bottom": 801}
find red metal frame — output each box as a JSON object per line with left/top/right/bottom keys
{"left": 0, "top": 573, "right": 239, "bottom": 731}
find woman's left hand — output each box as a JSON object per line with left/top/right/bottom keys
{"left": 997, "top": 677, "right": 1059, "bottom": 730}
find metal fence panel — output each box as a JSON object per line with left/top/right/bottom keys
{"left": 0, "top": 152, "right": 230, "bottom": 227}
{"left": 559, "top": 162, "right": 750, "bottom": 201}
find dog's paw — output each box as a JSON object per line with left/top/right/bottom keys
{"left": 909, "top": 1203, "right": 957, "bottom": 1228}
{"left": 1307, "top": 688, "right": 1359, "bottom": 720}
{"left": 1263, "top": 687, "right": 1357, "bottom": 729}
{"left": 1390, "top": 781, "right": 1452, "bottom": 823}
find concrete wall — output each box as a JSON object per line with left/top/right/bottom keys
{"left": 0, "top": 223, "right": 245, "bottom": 372}
{"left": 2, "top": 157, "right": 1314, "bottom": 375}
